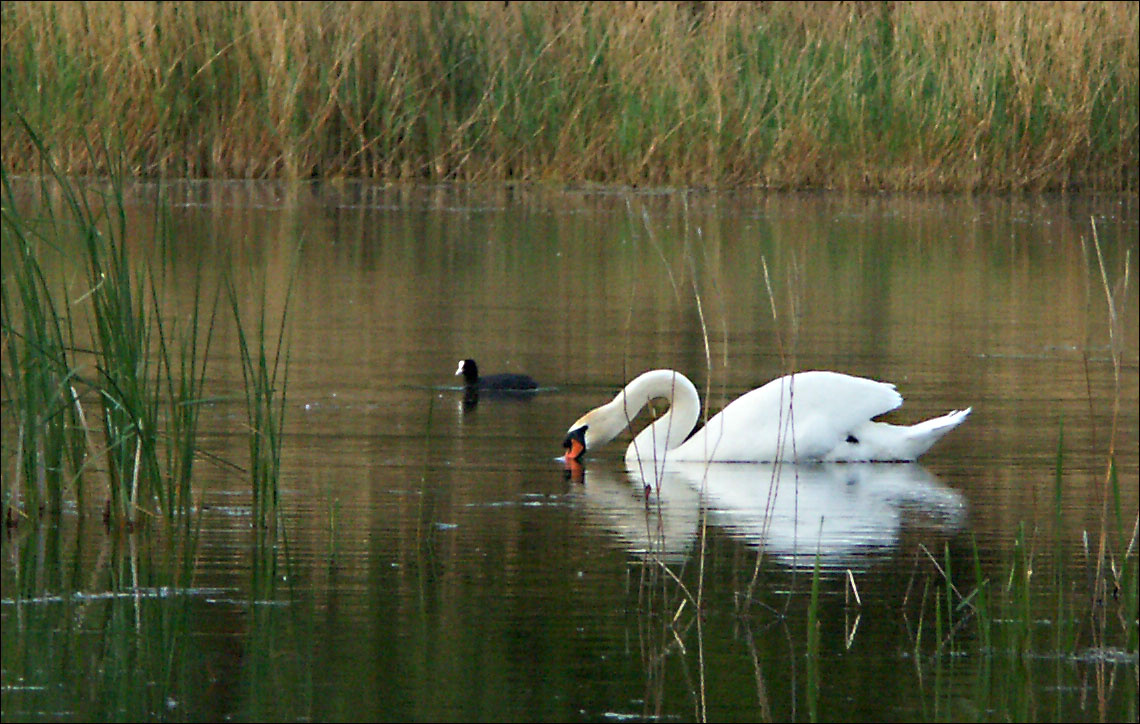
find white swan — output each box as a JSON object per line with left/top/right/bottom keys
{"left": 561, "top": 369, "right": 971, "bottom": 465}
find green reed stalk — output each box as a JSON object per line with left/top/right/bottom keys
{"left": 1050, "top": 428, "right": 1072, "bottom": 656}
{"left": 1111, "top": 461, "right": 1139, "bottom": 654}
{"left": 970, "top": 536, "right": 991, "bottom": 653}
{"left": 153, "top": 263, "right": 220, "bottom": 529}
{"left": 942, "top": 542, "right": 954, "bottom": 654}
{"left": 934, "top": 593, "right": 943, "bottom": 658}
{"left": 1009, "top": 522, "right": 1035, "bottom": 656}
{"left": 225, "top": 266, "right": 294, "bottom": 530}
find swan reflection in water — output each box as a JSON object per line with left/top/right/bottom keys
{"left": 567, "top": 459, "right": 966, "bottom": 569}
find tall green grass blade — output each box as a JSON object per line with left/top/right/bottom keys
{"left": 224, "top": 244, "right": 298, "bottom": 530}
{"left": 970, "top": 535, "right": 991, "bottom": 652}
{"left": 943, "top": 542, "right": 953, "bottom": 654}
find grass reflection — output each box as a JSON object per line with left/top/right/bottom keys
{"left": 2, "top": 519, "right": 206, "bottom": 719}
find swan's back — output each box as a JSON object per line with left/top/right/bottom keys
{"left": 678, "top": 371, "right": 903, "bottom": 462}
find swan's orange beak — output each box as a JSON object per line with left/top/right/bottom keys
{"left": 564, "top": 436, "right": 585, "bottom": 461}
{"left": 561, "top": 426, "right": 587, "bottom": 462}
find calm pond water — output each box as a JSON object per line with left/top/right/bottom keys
{"left": 2, "top": 182, "right": 1138, "bottom": 722}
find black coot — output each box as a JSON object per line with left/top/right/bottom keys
{"left": 455, "top": 359, "right": 537, "bottom": 391}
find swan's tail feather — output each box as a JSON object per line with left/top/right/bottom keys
{"left": 905, "top": 407, "right": 972, "bottom": 458}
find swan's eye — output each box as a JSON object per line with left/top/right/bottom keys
{"left": 846, "top": 434, "right": 860, "bottom": 444}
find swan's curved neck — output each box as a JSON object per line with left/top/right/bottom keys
{"left": 618, "top": 370, "right": 700, "bottom": 466}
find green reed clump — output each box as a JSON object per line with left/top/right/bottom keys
{"left": 1, "top": 1, "right": 1135, "bottom": 191}
{"left": 225, "top": 269, "right": 294, "bottom": 531}
{"left": 2, "top": 120, "right": 293, "bottom": 531}
{"left": 903, "top": 455, "right": 1131, "bottom": 685}
{"left": 902, "top": 451, "right": 1136, "bottom": 721}
{"left": 1, "top": 126, "right": 217, "bottom": 527}
{"left": 1, "top": 179, "right": 88, "bottom": 518}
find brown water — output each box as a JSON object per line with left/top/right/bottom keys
{"left": 2, "top": 183, "right": 1138, "bottom": 722}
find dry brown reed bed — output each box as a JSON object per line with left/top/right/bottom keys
{"left": 1, "top": 1, "right": 1137, "bottom": 191}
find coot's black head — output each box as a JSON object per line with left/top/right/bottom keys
{"left": 455, "top": 358, "right": 479, "bottom": 385}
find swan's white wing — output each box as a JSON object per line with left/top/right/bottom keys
{"left": 687, "top": 371, "right": 903, "bottom": 462}
{"left": 785, "top": 369, "right": 902, "bottom": 416}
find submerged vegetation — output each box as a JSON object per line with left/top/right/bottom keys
{"left": 1, "top": 1, "right": 1137, "bottom": 191}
